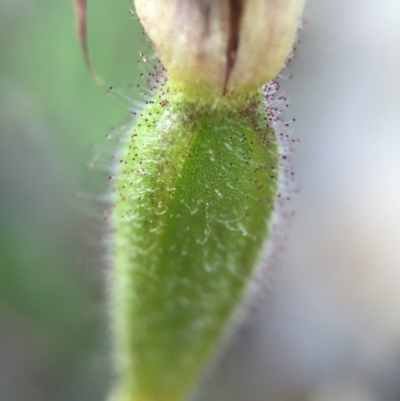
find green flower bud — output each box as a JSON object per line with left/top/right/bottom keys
{"left": 88, "top": 1, "right": 306, "bottom": 401}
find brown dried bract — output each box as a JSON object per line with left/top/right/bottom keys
{"left": 73, "top": 0, "right": 101, "bottom": 84}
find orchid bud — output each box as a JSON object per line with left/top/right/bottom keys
{"left": 134, "top": 0, "right": 305, "bottom": 96}
{"left": 72, "top": 0, "right": 305, "bottom": 400}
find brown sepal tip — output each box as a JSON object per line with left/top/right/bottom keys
{"left": 73, "top": 0, "right": 102, "bottom": 84}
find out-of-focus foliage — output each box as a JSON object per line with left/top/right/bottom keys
{"left": 0, "top": 1, "right": 144, "bottom": 400}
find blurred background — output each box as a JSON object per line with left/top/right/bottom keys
{"left": 1, "top": 0, "right": 400, "bottom": 400}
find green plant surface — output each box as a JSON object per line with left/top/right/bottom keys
{"left": 111, "top": 89, "right": 279, "bottom": 401}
